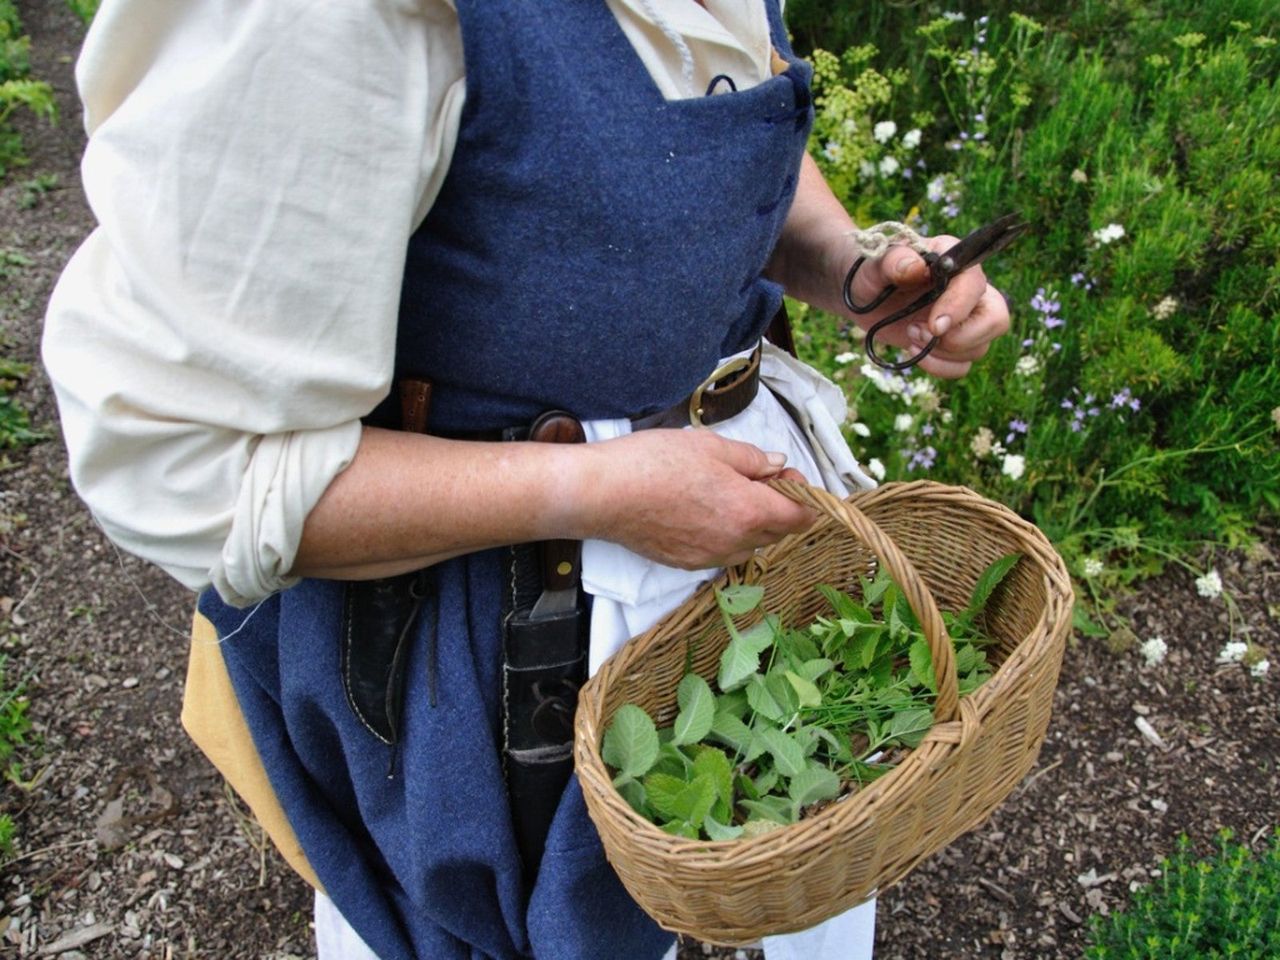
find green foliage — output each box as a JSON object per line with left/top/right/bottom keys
{"left": 790, "top": 4, "right": 1280, "bottom": 592}
{"left": 65, "top": 0, "right": 101, "bottom": 25}
{"left": 1085, "top": 830, "right": 1280, "bottom": 958}
{"left": 601, "top": 558, "right": 1016, "bottom": 840}
{"left": 0, "top": 0, "right": 55, "bottom": 179}
{"left": 0, "top": 654, "right": 32, "bottom": 782}
{"left": 0, "top": 355, "right": 41, "bottom": 450}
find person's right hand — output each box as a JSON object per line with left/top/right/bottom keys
{"left": 571, "top": 428, "right": 818, "bottom": 570}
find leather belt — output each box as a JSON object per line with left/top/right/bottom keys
{"left": 436, "top": 344, "right": 762, "bottom": 442}
{"left": 631, "top": 345, "right": 761, "bottom": 431}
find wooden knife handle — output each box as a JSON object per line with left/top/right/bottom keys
{"left": 528, "top": 411, "right": 586, "bottom": 592}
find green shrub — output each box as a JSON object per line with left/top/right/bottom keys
{"left": 0, "top": 0, "right": 55, "bottom": 179}
{"left": 791, "top": 7, "right": 1279, "bottom": 585}
{"left": 1085, "top": 831, "right": 1280, "bottom": 959}
{"left": 65, "top": 0, "right": 100, "bottom": 26}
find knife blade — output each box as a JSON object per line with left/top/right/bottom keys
{"left": 526, "top": 411, "right": 586, "bottom": 619}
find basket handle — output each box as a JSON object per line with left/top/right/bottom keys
{"left": 765, "top": 478, "right": 960, "bottom": 723}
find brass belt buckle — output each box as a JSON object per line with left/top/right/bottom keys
{"left": 688, "top": 354, "right": 753, "bottom": 428}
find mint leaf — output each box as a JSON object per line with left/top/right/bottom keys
{"left": 660, "top": 820, "right": 700, "bottom": 839}
{"left": 908, "top": 638, "right": 937, "bottom": 694}
{"left": 887, "top": 707, "right": 934, "bottom": 748}
{"left": 787, "top": 764, "right": 841, "bottom": 809}
{"left": 786, "top": 670, "right": 822, "bottom": 708}
{"left": 617, "top": 779, "right": 649, "bottom": 817}
{"left": 644, "top": 772, "right": 690, "bottom": 821}
{"left": 671, "top": 673, "right": 715, "bottom": 746}
{"left": 718, "top": 637, "right": 761, "bottom": 692}
{"left": 746, "top": 674, "right": 784, "bottom": 721}
{"left": 795, "top": 658, "right": 835, "bottom": 684}
{"left": 709, "top": 709, "right": 754, "bottom": 755}
{"left": 740, "top": 796, "right": 795, "bottom": 825}
{"left": 966, "top": 553, "right": 1021, "bottom": 618}
{"left": 603, "top": 704, "right": 660, "bottom": 783}
{"left": 691, "top": 746, "right": 734, "bottom": 823}
{"left": 716, "top": 585, "right": 765, "bottom": 615}
{"left": 756, "top": 727, "right": 806, "bottom": 777}
{"left": 671, "top": 774, "right": 717, "bottom": 828}
{"left": 704, "top": 817, "right": 744, "bottom": 841}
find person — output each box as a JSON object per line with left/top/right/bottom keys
{"left": 42, "top": 2, "right": 1009, "bottom": 958}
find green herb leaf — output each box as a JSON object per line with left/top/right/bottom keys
{"left": 753, "top": 766, "right": 779, "bottom": 796}
{"left": 709, "top": 709, "right": 754, "bottom": 755}
{"left": 795, "top": 657, "right": 835, "bottom": 684}
{"left": 860, "top": 569, "right": 892, "bottom": 606}
{"left": 716, "top": 585, "right": 765, "bottom": 615}
{"left": 859, "top": 627, "right": 882, "bottom": 670}
{"left": 617, "top": 779, "right": 649, "bottom": 817}
{"left": 955, "top": 643, "right": 978, "bottom": 675}
{"left": 785, "top": 670, "right": 822, "bottom": 708}
{"left": 756, "top": 727, "right": 806, "bottom": 777}
{"left": 691, "top": 746, "right": 735, "bottom": 823}
{"left": 908, "top": 638, "right": 937, "bottom": 693}
{"left": 966, "top": 554, "right": 1021, "bottom": 619}
{"left": 764, "top": 669, "right": 800, "bottom": 716}
{"left": 671, "top": 673, "right": 716, "bottom": 746}
{"left": 703, "top": 817, "right": 745, "bottom": 841}
{"left": 739, "top": 796, "right": 795, "bottom": 825}
{"left": 746, "top": 674, "right": 785, "bottom": 721}
{"left": 718, "top": 638, "right": 761, "bottom": 692}
{"left": 787, "top": 764, "right": 841, "bottom": 808}
{"left": 887, "top": 707, "right": 934, "bottom": 748}
{"left": 603, "top": 704, "right": 660, "bottom": 783}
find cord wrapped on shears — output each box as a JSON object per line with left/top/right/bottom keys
{"left": 845, "top": 213, "right": 1028, "bottom": 372}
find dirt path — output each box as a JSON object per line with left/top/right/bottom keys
{"left": 1, "top": 5, "right": 1275, "bottom": 959}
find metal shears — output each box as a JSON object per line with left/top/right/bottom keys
{"left": 843, "top": 213, "right": 1029, "bottom": 371}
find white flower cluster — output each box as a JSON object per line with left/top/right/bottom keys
{"left": 1151, "top": 296, "right": 1178, "bottom": 320}
{"left": 1083, "top": 558, "right": 1105, "bottom": 577}
{"left": 902, "top": 128, "right": 922, "bottom": 149}
{"left": 1093, "top": 223, "right": 1126, "bottom": 245}
{"left": 834, "top": 351, "right": 858, "bottom": 365}
{"left": 1195, "top": 569, "right": 1222, "bottom": 599}
{"left": 873, "top": 120, "right": 897, "bottom": 143}
{"left": 1139, "top": 636, "right": 1167, "bottom": 667}
{"left": 1015, "top": 355, "right": 1041, "bottom": 377}
{"left": 1216, "top": 641, "right": 1269, "bottom": 678}
{"left": 1001, "top": 454, "right": 1025, "bottom": 481}
{"left": 866, "top": 457, "right": 886, "bottom": 481}
{"left": 1217, "top": 640, "right": 1248, "bottom": 664}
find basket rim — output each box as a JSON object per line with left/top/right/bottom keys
{"left": 574, "top": 480, "right": 1075, "bottom": 857}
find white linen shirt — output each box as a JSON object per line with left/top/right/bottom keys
{"left": 42, "top": 0, "right": 783, "bottom": 605}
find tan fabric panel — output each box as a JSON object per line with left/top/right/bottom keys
{"left": 182, "top": 610, "right": 323, "bottom": 892}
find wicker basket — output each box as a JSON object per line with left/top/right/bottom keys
{"left": 574, "top": 479, "right": 1073, "bottom": 945}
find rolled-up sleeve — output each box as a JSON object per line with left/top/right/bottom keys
{"left": 42, "top": 0, "right": 466, "bottom": 605}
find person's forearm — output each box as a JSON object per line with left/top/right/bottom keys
{"left": 764, "top": 153, "right": 859, "bottom": 312}
{"left": 288, "top": 424, "right": 817, "bottom": 583}
{"left": 291, "top": 426, "right": 588, "bottom": 580}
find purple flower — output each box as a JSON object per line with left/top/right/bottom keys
{"left": 1044, "top": 316, "right": 1065, "bottom": 330}
{"left": 1061, "top": 398, "right": 1075, "bottom": 410}
{"left": 902, "top": 167, "right": 914, "bottom": 179}
{"left": 1069, "top": 272, "right": 1086, "bottom": 286}
{"left": 1005, "top": 419, "right": 1029, "bottom": 443}
{"left": 907, "top": 446, "right": 938, "bottom": 472}
{"left": 973, "top": 132, "right": 986, "bottom": 141}
{"left": 1022, "top": 338, "right": 1035, "bottom": 348}
{"left": 1129, "top": 398, "right": 1141, "bottom": 411}
{"left": 921, "top": 423, "right": 935, "bottom": 437}
{"left": 942, "top": 202, "right": 960, "bottom": 218}
{"left": 1110, "top": 388, "right": 1132, "bottom": 409}
{"left": 1070, "top": 420, "right": 1083, "bottom": 433}
{"left": 1052, "top": 342, "right": 1062, "bottom": 352}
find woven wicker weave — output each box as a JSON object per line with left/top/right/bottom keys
{"left": 574, "top": 479, "right": 1073, "bottom": 945}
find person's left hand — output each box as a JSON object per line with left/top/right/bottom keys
{"left": 839, "top": 234, "right": 1010, "bottom": 380}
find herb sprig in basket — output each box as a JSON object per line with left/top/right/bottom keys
{"left": 602, "top": 555, "right": 1020, "bottom": 841}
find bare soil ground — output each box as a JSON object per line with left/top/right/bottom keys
{"left": 1, "top": 5, "right": 1275, "bottom": 959}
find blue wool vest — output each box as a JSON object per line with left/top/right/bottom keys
{"left": 201, "top": 4, "right": 813, "bottom": 959}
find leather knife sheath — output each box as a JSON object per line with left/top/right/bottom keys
{"left": 340, "top": 378, "right": 434, "bottom": 745}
